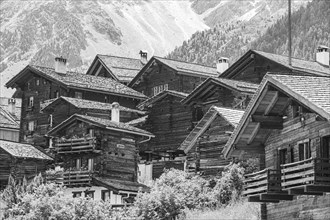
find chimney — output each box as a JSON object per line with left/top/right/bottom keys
{"left": 217, "top": 57, "right": 229, "bottom": 74}
{"left": 316, "top": 45, "right": 329, "bottom": 66}
{"left": 139, "top": 50, "right": 148, "bottom": 65}
{"left": 111, "top": 102, "right": 120, "bottom": 123}
{"left": 7, "top": 98, "right": 16, "bottom": 115}
{"left": 54, "top": 56, "right": 67, "bottom": 74}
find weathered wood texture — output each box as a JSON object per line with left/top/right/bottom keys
{"left": 0, "top": 148, "right": 48, "bottom": 189}
{"left": 229, "top": 55, "right": 290, "bottom": 83}
{"left": 0, "top": 129, "right": 19, "bottom": 142}
{"left": 133, "top": 62, "right": 206, "bottom": 97}
{"left": 139, "top": 95, "right": 192, "bottom": 154}
{"left": 266, "top": 194, "right": 330, "bottom": 220}
{"left": 186, "top": 116, "right": 232, "bottom": 175}
{"left": 18, "top": 71, "right": 140, "bottom": 148}
{"left": 54, "top": 121, "right": 139, "bottom": 182}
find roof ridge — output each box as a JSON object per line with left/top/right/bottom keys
{"left": 97, "top": 54, "right": 141, "bottom": 61}
{"left": 253, "top": 50, "right": 319, "bottom": 63}
{"left": 154, "top": 56, "right": 216, "bottom": 69}
{"left": 267, "top": 72, "right": 330, "bottom": 78}
{"left": 211, "top": 105, "right": 245, "bottom": 112}
{"left": 30, "top": 64, "right": 84, "bottom": 75}
{"left": 216, "top": 77, "right": 259, "bottom": 86}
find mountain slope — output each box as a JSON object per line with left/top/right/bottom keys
{"left": 0, "top": 0, "right": 208, "bottom": 96}
{"left": 167, "top": 0, "right": 316, "bottom": 67}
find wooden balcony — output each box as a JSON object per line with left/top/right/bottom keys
{"left": 243, "top": 168, "right": 293, "bottom": 203}
{"left": 281, "top": 158, "right": 330, "bottom": 195}
{"left": 47, "top": 170, "right": 93, "bottom": 187}
{"left": 54, "top": 137, "right": 99, "bottom": 154}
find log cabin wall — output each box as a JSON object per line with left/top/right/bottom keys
{"left": 21, "top": 75, "right": 68, "bottom": 146}
{"left": 133, "top": 64, "right": 206, "bottom": 97}
{"left": 186, "top": 116, "right": 232, "bottom": 175}
{"left": 227, "top": 55, "right": 289, "bottom": 83}
{"left": 55, "top": 121, "right": 138, "bottom": 182}
{"left": 140, "top": 95, "right": 191, "bottom": 154}
{"left": 0, "top": 148, "right": 48, "bottom": 189}
{"left": 262, "top": 104, "right": 330, "bottom": 219}
{"left": 0, "top": 129, "right": 19, "bottom": 142}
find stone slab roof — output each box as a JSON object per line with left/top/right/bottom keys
{"left": 48, "top": 114, "right": 154, "bottom": 138}
{"left": 42, "top": 96, "right": 146, "bottom": 115}
{"left": 97, "top": 55, "right": 144, "bottom": 82}
{"left": 6, "top": 65, "right": 147, "bottom": 100}
{"left": 0, "top": 140, "right": 53, "bottom": 160}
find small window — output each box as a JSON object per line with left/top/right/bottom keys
{"left": 76, "top": 158, "right": 81, "bottom": 169}
{"left": 54, "top": 90, "right": 59, "bottom": 98}
{"left": 298, "top": 141, "right": 311, "bottom": 161}
{"left": 28, "top": 121, "right": 35, "bottom": 131}
{"left": 27, "top": 82, "right": 31, "bottom": 90}
{"left": 104, "top": 96, "right": 108, "bottom": 103}
{"left": 85, "top": 191, "right": 94, "bottom": 199}
{"left": 36, "top": 79, "right": 40, "bottom": 86}
{"left": 101, "top": 190, "right": 110, "bottom": 201}
{"left": 75, "top": 91, "right": 83, "bottom": 99}
{"left": 192, "top": 106, "right": 204, "bottom": 122}
{"left": 279, "top": 149, "right": 287, "bottom": 165}
{"left": 72, "top": 191, "right": 82, "bottom": 198}
{"left": 43, "top": 79, "right": 47, "bottom": 85}
{"left": 88, "top": 158, "right": 94, "bottom": 171}
{"left": 28, "top": 96, "right": 34, "bottom": 107}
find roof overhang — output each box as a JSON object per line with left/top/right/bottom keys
{"left": 223, "top": 74, "right": 330, "bottom": 159}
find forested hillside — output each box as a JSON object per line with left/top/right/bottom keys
{"left": 167, "top": 0, "right": 329, "bottom": 67}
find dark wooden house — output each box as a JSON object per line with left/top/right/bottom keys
{"left": 46, "top": 111, "right": 153, "bottom": 203}
{"left": 219, "top": 49, "right": 329, "bottom": 83}
{"left": 5, "top": 58, "right": 147, "bottom": 147}
{"left": 41, "top": 96, "right": 146, "bottom": 128}
{"left": 128, "top": 56, "right": 218, "bottom": 97}
{"left": 85, "top": 54, "right": 145, "bottom": 85}
{"left": 137, "top": 90, "right": 191, "bottom": 179}
{"left": 0, "top": 140, "right": 53, "bottom": 189}
{"left": 223, "top": 73, "right": 330, "bottom": 219}
{"left": 179, "top": 106, "right": 244, "bottom": 175}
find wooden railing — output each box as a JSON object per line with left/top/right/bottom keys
{"left": 281, "top": 158, "right": 330, "bottom": 189}
{"left": 47, "top": 170, "right": 93, "bottom": 187}
{"left": 243, "top": 168, "right": 282, "bottom": 196}
{"left": 54, "top": 137, "right": 97, "bottom": 154}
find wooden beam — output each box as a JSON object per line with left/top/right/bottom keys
{"left": 95, "top": 65, "right": 103, "bottom": 76}
{"left": 287, "top": 188, "right": 324, "bottom": 196}
{"left": 305, "top": 185, "right": 330, "bottom": 193}
{"left": 247, "top": 123, "right": 260, "bottom": 144}
{"left": 248, "top": 195, "right": 279, "bottom": 203}
{"left": 264, "top": 91, "right": 278, "bottom": 115}
{"left": 260, "top": 194, "right": 293, "bottom": 201}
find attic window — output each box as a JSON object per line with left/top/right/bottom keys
{"left": 36, "top": 79, "right": 40, "bottom": 86}
{"left": 153, "top": 84, "right": 168, "bottom": 96}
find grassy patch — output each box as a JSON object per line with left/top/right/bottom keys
{"left": 181, "top": 200, "right": 260, "bottom": 220}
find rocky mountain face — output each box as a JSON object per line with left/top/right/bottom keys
{"left": 0, "top": 0, "right": 310, "bottom": 96}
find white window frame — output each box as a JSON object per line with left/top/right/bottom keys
{"left": 28, "top": 121, "right": 35, "bottom": 131}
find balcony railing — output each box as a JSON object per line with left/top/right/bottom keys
{"left": 54, "top": 137, "right": 98, "bottom": 154}
{"left": 47, "top": 170, "right": 93, "bottom": 187}
{"left": 243, "top": 168, "right": 282, "bottom": 197}
{"left": 281, "top": 158, "right": 330, "bottom": 191}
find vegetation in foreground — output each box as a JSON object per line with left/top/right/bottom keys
{"left": 0, "top": 161, "right": 259, "bottom": 220}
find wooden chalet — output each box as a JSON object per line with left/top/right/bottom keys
{"left": 179, "top": 106, "right": 244, "bottom": 175}
{"left": 136, "top": 90, "right": 191, "bottom": 179}
{"left": 85, "top": 53, "right": 145, "bottom": 85}
{"left": 223, "top": 73, "right": 330, "bottom": 219}
{"left": 128, "top": 56, "right": 218, "bottom": 97}
{"left": 46, "top": 111, "right": 153, "bottom": 203}
{"left": 219, "top": 49, "right": 329, "bottom": 83}
{"left": 41, "top": 96, "right": 146, "bottom": 128}
{"left": 5, "top": 57, "right": 147, "bottom": 147}
{"left": 0, "top": 140, "right": 53, "bottom": 189}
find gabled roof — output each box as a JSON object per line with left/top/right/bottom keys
{"left": 182, "top": 77, "right": 259, "bottom": 105}
{"left": 0, "top": 140, "right": 53, "bottom": 160}
{"left": 137, "top": 90, "right": 188, "bottom": 110}
{"left": 129, "top": 56, "right": 218, "bottom": 87}
{"left": 42, "top": 96, "right": 146, "bottom": 115}
{"left": 223, "top": 73, "right": 330, "bottom": 158}
{"left": 47, "top": 114, "right": 154, "bottom": 138}
{"left": 220, "top": 50, "right": 330, "bottom": 78}
{"left": 6, "top": 65, "right": 147, "bottom": 100}
{"left": 179, "top": 106, "right": 244, "bottom": 154}
{"left": 86, "top": 54, "right": 144, "bottom": 82}
{"left": 93, "top": 177, "right": 149, "bottom": 193}
{"left": 0, "top": 107, "right": 19, "bottom": 129}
